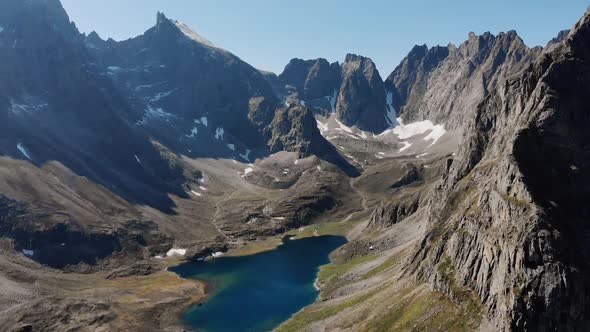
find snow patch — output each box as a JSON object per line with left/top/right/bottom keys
{"left": 243, "top": 167, "right": 253, "bottom": 175}
{"left": 300, "top": 100, "right": 306, "bottom": 107}
{"left": 166, "top": 248, "right": 187, "bottom": 257}
{"left": 17, "top": 143, "right": 31, "bottom": 160}
{"left": 423, "top": 125, "right": 447, "bottom": 144}
{"left": 215, "top": 128, "right": 224, "bottom": 140}
{"left": 326, "top": 90, "right": 338, "bottom": 113}
{"left": 0, "top": 27, "right": 4, "bottom": 34}
{"left": 186, "top": 127, "right": 198, "bottom": 138}
{"left": 416, "top": 153, "right": 429, "bottom": 158}
{"left": 22, "top": 249, "right": 34, "bottom": 257}
{"left": 10, "top": 99, "right": 48, "bottom": 115}
{"left": 191, "top": 190, "right": 202, "bottom": 197}
{"left": 150, "top": 90, "right": 175, "bottom": 103}
{"left": 138, "top": 106, "right": 176, "bottom": 125}
{"left": 385, "top": 91, "right": 398, "bottom": 127}
{"left": 239, "top": 149, "right": 251, "bottom": 161}
{"left": 199, "top": 186, "right": 207, "bottom": 191}
{"left": 200, "top": 117, "right": 208, "bottom": 126}
{"left": 399, "top": 142, "right": 412, "bottom": 152}
{"left": 173, "top": 20, "right": 216, "bottom": 47}
{"left": 227, "top": 144, "right": 235, "bottom": 151}
{"left": 385, "top": 118, "right": 446, "bottom": 145}
{"left": 335, "top": 119, "right": 354, "bottom": 134}
{"left": 212, "top": 251, "right": 224, "bottom": 258}
{"left": 273, "top": 217, "right": 286, "bottom": 220}
{"left": 134, "top": 155, "right": 141, "bottom": 163}
{"left": 316, "top": 119, "right": 329, "bottom": 133}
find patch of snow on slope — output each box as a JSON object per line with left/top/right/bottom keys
{"left": 138, "top": 106, "right": 176, "bottom": 125}
{"left": 215, "top": 128, "right": 224, "bottom": 140}
{"left": 239, "top": 149, "right": 251, "bottom": 161}
{"left": 200, "top": 117, "right": 208, "bottom": 126}
{"left": 423, "top": 125, "right": 447, "bottom": 144}
{"left": 335, "top": 119, "right": 354, "bottom": 134}
{"left": 186, "top": 127, "right": 198, "bottom": 138}
{"left": 173, "top": 20, "right": 215, "bottom": 47}
{"left": 134, "top": 155, "right": 141, "bottom": 163}
{"left": 0, "top": 27, "right": 4, "bottom": 34}
{"left": 300, "top": 100, "right": 306, "bottom": 107}
{"left": 10, "top": 99, "right": 48, "bottom": 114}
{"left": 212, "top": 251, "right": 224, "bottom": 257}
{"left": 316, "top": 119, "right": 328, "bottom": 133}
{"left": 166, "top": 248, "right": 187, "bottom": 257}
{"left": 399, "top": 142, "right": 412, "bottom": 152}
{"left": 150, "top": 90, "right": 175, "bottom": 103}
{"left": 385, "top": 91, "right": 398, "bottom": 127}
{"left": 327, "top": 89, "right": 338, "bottom": 113}
{"left": 22, "top": 249, "right": 34, "bottom": 257}
{"left": 386, "top": 118, "right": 446, "bottom": 144}
{"left": 17, "top": 143, "right": 31, "bottom": 160}
{"left": 227, "top": 144, "right": 235, "bottom": 151}
{"left": 191, "top": 190, "right": 202, "bottom": 197}
{"left": 242, "top": 167, "right": 253, "bottom": 177}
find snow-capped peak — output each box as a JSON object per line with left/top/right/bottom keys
{"left": 156, "top": 12, "right": 215, "bottom": 47}
{"left": 173, "top": 20, "right": 215, "bottom": 47}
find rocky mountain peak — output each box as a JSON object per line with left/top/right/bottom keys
{"left": 0, "top": 0, "right": 80, "bottom": 43}
{"left": 337, "top": 53, "right": 389, "bottom": 133}
{"left": 152, "top": 11, "right": 215, "bottom": 48}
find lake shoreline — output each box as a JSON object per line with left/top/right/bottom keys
{"left": 169, "top": 234, "right": 348, "bottom": 331}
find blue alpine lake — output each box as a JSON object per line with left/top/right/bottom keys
{"left": 169, "top": 235, "right": 347, "bottom": 332}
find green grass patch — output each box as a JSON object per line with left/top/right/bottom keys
{"left": 276, "top": 286, "right": 383, "bottom": 332}
{"left": 365, "top": 290, "right": 481, "bottom": 332}
{"left": 318, "top": 253, "right": 376, "bottom": 285}
{"left": 362, "top": 249, "right": 407, "bottom": 280}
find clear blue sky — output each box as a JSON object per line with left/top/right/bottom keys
{"left": 61, "top": 0, "right": 589, "bottom": 75}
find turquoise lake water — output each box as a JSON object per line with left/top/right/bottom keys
{"left": 169, "top": 235, "right": 347, "bottom": 332}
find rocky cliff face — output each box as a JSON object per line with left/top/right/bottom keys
{"left": 407, "top": 11, "right": 590, "bottom": 330}
{"left": 0, "top": 0, "right": 186, "bottom": 212}
{"left": 336, "top": 54, "right": 392, "bottom": 133}
{"left": 277, "top": 54, "right": 392, "bottom": 133}
{"left": 86, "top": 13, "right": 281, "bottom": 160}
{"left": 278, "top": 58, "right": 341, "bottom": 102}
{"left": 386, "top": 31, "right": 541, "bottom": 130}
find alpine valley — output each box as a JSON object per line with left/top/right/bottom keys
{"left": 1, "top": 0, "right": 589, "bottom": 331}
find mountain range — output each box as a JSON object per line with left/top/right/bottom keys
{"left": 0, "top": 0, "right": 589, "bottom": 331}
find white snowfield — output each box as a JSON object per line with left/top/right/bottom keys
{"left": 387, "top": 118, "right": 446, "bottom": 144}
{"left": 166, "top": 248, "right": 187, "bottom": 257}
{"left": 22, "top": 249, "right": 34, "bottom": 257}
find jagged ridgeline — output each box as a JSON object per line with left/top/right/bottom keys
{"left": 0, "top": 0, "right": 589, "bottom": 331}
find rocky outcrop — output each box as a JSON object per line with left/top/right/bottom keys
{"left": 267, "top": 105, "right": 359, "bottom": 176}
{"left": 278, "top": 58, "right": 341, "bottom": 102}
{"left": 369, "top": 192, "right": 420, "bottom": 228}
{"left": 386, "top": 31, "right": 541, "bottom": 130}
{"left": 407, "top": 11, "right": 590, "bottom": 331}
{"left": 337, "top": 54, "right": 391, "bottom": 133}
{"left": 277, "top": 54, "right": 391, "bottom": 133}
